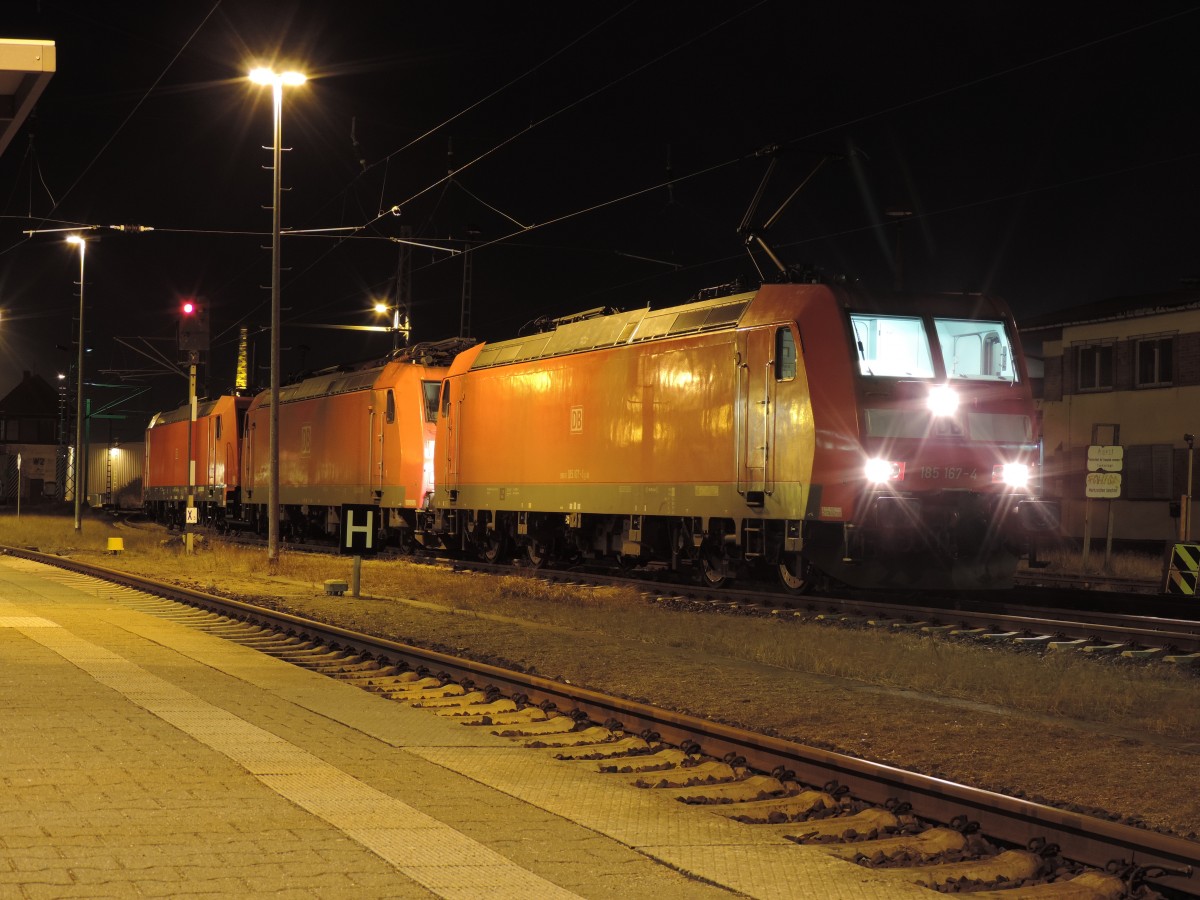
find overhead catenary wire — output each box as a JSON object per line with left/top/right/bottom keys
{"left": 362, "top": 1, "right": 771, "bottom": 231}
{"left": 11, "top": 3, "right": 1198, "bottom": 352}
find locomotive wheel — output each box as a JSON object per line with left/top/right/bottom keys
{"left": 394, "top": 530, "right": 417, "bottom": 556}
{"left": 696, "top": 554, "right": 727, "bottom": 588}
{"left": 480, "top": 530, "right": 510, "bottom": 564}
{"left": 777, "top": 552, "right": 813, "bottom": 595}
{"left": 524, "top": 539, "right": 548, "bottom": 569}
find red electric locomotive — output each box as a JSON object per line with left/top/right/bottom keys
{"left": 422, "top": 283, "right": 1052, "bottom": 591}
{"left": 144, "top": 394, "right": 251, "bottom": 530}
{"left": 241, "top": 340, "right": 467, "bottom": 544}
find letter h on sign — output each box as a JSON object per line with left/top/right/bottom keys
{"left": 340, "top": 504, "right": 379, "bottom": 556}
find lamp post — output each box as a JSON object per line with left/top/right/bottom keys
{"left": 373, "top": 302, "right": 406, "bottom": 352}
{"left": 250, "top": 66, "right": 306, "bottom": 568}
{"left": 1184, "top": 433, "right": 1195, "bottom": 542}
{"left": 66, "top": 234, "right": 87, "bottom": 533}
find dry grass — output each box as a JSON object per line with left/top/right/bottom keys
{"left": 1026, "top": 547, "right": 1164, "bottom": 580}
{"left": 2, "top": 513, "right": 1195, "bottom": 743}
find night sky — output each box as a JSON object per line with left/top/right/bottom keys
{"left": 1, "top": 1, "right": 1197, "bottom": 440}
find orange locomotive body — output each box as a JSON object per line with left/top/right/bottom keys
{"left": 424, "top": 283, "right": 1052, "bottom": 590}
{"left": 240, "top": 342, "right": 460, "bottom": 542}
{"left": 144, "top": 394, "right": 251, "bottom": 529}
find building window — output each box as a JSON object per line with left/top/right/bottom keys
{"left": 1077, "top": 344, "right": 1113, "bottom": 391}
{"left": 1136, "top": 337, "right": 1173, "bottom": 387}
{"left": 1124, "top": 444, "right": 1173, "bottom": 499}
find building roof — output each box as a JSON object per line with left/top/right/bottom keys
{"left": 1020, "top": 287, "right": 1200, "bottom": 335}
{"left": 0, "top": 371, "right": 59, "bottom": 419}
{"left": 0, "top": 38, "right": 55, "bottom": 158}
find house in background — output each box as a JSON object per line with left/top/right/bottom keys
{"left": 0, "top": 370, "right": 66, "bottom": 502}
{"left": 1021, "top": 287, "right": 1200, "bottom": 545}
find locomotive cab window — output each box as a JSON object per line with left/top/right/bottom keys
{"left": 385, "top": 389, "right": 396, "bottom": 424}
{"left": 933, "top": 318, "right": 1018, "bottom": 382}
{"left": 422, "top": 380, "right": 441, "bottom": 422}
{"left": 775, "top": 327, "right": 797, "bottom": 381}
{"left": 849, "top": 314, "right": 935, "bottom": 378}
{"left": 440, "top": 380, "right": 451, "bottom": 417}
{"left": 215, "top": 415, "right": 222, "bottom": 440}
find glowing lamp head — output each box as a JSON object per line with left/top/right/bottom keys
{"left": 865, "top": 458, "right": 906, "bottom": 484}
{"left": 249, "top": 67, "right": 307, "bottom": 87}
{"left": 927, "top": 384, "right": 959, "bottom": 417}
{"left": 993, "top": 463, "right": 1031, "bottom": 488}
{"left": 182, "top": 301, "right": 195, "bottom": 315}
{"left": 374, "top": 302, "right": 389, "bottom": 314}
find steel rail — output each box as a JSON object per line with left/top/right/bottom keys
{"left": 8, "top": 546, "right": 1198, "bottom": 893}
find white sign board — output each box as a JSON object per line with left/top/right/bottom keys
{"left": 1085, "top": 471, "right": 1122, "bottom": 499}
{"left": 1087, "top": 444, "right": 1123, "bottom": 472}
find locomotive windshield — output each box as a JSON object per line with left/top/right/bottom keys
{"left": 422, "top": 381, "right": 441, "bottom": 423}
{"left": 933, "top": 318, "right": 1018, "bottom": 382}
{"left": 850, "top": 313, "right": 1018, "bottom": 382}
{"left": 850, "top": 314, "right": 935, "bottom": 377}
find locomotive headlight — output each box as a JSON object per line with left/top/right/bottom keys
{"left": 865, "top": 458, "right": 906, "bottom": 484}
{"left": 993, "top": 463, "right": 1030, "bottom": 488}
{"left": 927, "top": 384, "right": 959, "bottom": 417}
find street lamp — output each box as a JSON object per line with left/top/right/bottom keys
{"left": 373, "top": 301, "right": 407, "bottom": 352}
{"left": 66, "top": 234, "right": 87, "bottom": 533}
{"left": 249, "top": 65, "right": 306, "bottom": 568}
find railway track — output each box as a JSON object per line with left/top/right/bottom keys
{"left": 8, "top": 545, "right": 1198, "bottom": 897}
{"left": 436, "top": 555, "right": 1200, "bottom": 663}
{"left": 169, "top": 523, "right": 1200, "bottom": 661}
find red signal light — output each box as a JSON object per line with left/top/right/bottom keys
{"left": 182, "top": 300, "right": 195, "bottom": 315}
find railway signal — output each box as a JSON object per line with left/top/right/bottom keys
{"left": 178, "top": 298, "right": 209, "bottom": 359}
{"left": 177, "top": 298, "right": 208, "bottom": 555}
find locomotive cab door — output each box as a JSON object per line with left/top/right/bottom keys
{"left": 440, "top": 378, "right": 459, "bottom": 494}
{"left": 737, "top": 327, "right": 777, "bottom": 500}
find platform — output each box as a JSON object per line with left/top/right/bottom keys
{"left": 0, "top": 554, "right": 930, "bottom": 898}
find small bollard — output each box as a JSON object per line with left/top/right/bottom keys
{"left": 106, "top": 537, "right": 124, "bottom": 555}
{"left": 324, "top": 579, "right": 348, "bottom": 596}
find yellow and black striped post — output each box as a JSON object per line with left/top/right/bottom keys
{"left": 1164, "top": 542, "right": 1200, "bottom": 595}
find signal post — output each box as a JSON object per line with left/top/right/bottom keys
{"left": 179, "top": 300, "right": 209, "bottom": 554}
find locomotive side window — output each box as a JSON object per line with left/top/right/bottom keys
{"left": 215, "top": 415, "right": 222, "bottom": 440}
{"left": 385, "top": 389, "right": 396, "bottom": 424}
{"left": 440, "top": 380, "right": 451, "bottom": 417}
{"left": 933, "top": 318, "right": 1018, "bottom": 382}
{"left": 422, "top": 381, "right": 441, "bottom": 422}
{"left": 849, "top": 314, "right": 934, "bottom": 378}
{"left": 775, "top": 328, "right": 796, "bottom": 381}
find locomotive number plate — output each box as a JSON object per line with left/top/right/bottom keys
{"left": 918, "top": 466, "right": 977, "bottom": 480}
